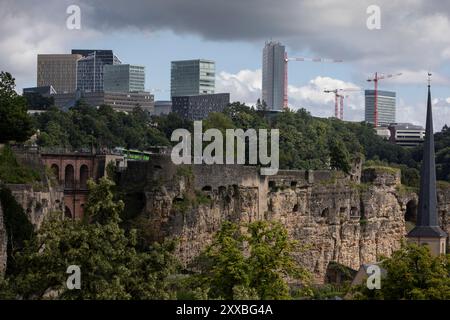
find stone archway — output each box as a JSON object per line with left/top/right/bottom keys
{"left": 80, "top": 164, "right": 89, "bottom": 189}
{"left": 65, "top": 164, "right": 75, "bottom": 189}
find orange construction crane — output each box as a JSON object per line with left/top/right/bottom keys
{"left": 367, "top": 72, "right": 402, "bottom": 127}
{"left": 284, "top": 56, "right": 343, "bottom": 108}
{"left": 323, "top": 88, "right": 360, "bottom": 120}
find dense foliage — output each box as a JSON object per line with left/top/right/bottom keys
{"left": 34, "top": 103, "right": 171, "bottom": 150}
{"left": 352, "top": 244, "right": 450, "bottom": 299}
{"left": 0, "top": 71, "right": 33, "bottom": 143}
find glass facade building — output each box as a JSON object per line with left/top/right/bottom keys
{"left": 37, "top": 54, "right": 82, "bottom": 93}
{"left": 171, "top": 59, "right": 215, "bottom": 97}
{"left": 262, "top": 41, "right": 286, "bottom": 111}
{"left": 73, "top": 49, "right": 121, "bottom": 92}
{"left": 103, "top": 64, "right": 145, "bottom": 93}
{"left": 365, "top": 90, "right": 396, "bottom": 126}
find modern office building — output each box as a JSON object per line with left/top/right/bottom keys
{"left": 262, "top": 41, "right": 286, "bottom": 111}
{"left": 52, "top": 90, "right": 154, "bottom": 113}
{"left": 152, "top": 100, "right": 172, "bottom": 116}
{"left": 171, "top": 59, "right": 215, "bottom": 97}
{"left": 23, "top": 86, "right": 57, "bottom": 95}
{"left": 364, "top": 90, "right": 396, "bottom": 126}
{"left": 22, "top": 86, "right": 57, "bottom": 110}
{"left": 103, "top": 64, "right": 145, "bottom": 93}
{"left": 37, "top": 54, "right": 82, "bottom": 93}
{"left": 388, "top": 123, "right": 425, "bottom": 147}
{"left": 172, "top": 93, "right": 230, "bottom": 120}
{"left": 73, "top": 49, "right": 121, "bottom": 92}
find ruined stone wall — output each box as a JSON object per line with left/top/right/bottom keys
{"left": 118, "top": 157, "right": 446, "bottom": 283}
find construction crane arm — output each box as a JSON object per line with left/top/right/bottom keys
{"left": 368, "top": 72, "right": 402, "bottom": 81}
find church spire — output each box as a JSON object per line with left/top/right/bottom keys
{"left": 407, "top": 74, "right": 447, "bottom": 255}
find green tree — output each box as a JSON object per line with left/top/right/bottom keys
{"left": 197, "top": 221, "right": 310, "bottom": 300}
{"left": 200, "top": 221, "right": 250, "bottom": 299}
{"left": 246, "top": 221, "right": 309, "bottom": 299}
{"left": 0, "top": 71, "right": 33, "bottom": 143}
{"left": 353, "top": 243, "right": 450, "bottom": 300}
{"left": 83, "top": 177, "right": 124, "bottom": 224}
{"left": 329, "top": 138, "right": 352, "bottom": 173}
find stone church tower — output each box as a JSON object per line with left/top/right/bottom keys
{"left": 407, "top": 77, "right": 447, "bottom": 256}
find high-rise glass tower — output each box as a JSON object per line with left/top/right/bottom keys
{"left": 262, "top": 41, "right": 286, "bottom": 111}
{"left": 171, "top": 59, "right": 215, "bottom": 97}
{"left": 103, "top": 64, "right": 145, "bottom": 93}
{"left": 73, "top": 49, "right": 121, "bottom": 92}
{"left": 365, "top": 90, "right": 396, "bottom": 126}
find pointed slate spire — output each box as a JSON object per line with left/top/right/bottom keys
{"left": 408, "top": 76, "right": 447, "bottom": 238}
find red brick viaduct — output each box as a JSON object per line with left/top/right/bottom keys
{"left": 41, "top": 151, "right": 124, "bottom": 219}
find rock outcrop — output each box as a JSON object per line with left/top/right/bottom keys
{"left": 118, "top": 156, "right": 447, "bottom": 283}
{"left": 5, "top": 184, "right": 64, "bottom": 229}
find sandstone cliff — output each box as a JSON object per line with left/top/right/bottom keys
{"left": 5, "top": 183, "right": 64, "bottom": 229}
{"left": 118, "top": 156, "right": 448, "bottom": 283}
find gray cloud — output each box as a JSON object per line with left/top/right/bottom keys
{"left": 3, "top": 1, "right": 450, "bottom": 72}
{"left": 70, "top": 0, "right": 450, "bottom": 70}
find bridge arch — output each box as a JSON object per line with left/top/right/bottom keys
{"left": 65, "top": 164, "right": 75, "bottom": 189}
{"left": 80, "top": 164, "right": 89, "bottom": 189}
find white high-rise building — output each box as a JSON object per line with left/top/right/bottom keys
{"left": 262, "top": 41, "right": 286, "bottom": 111}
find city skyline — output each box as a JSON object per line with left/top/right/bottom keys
{"left": 1, "top": 1, "right": 450, "bottom": 130}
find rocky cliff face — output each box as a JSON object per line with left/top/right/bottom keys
{"left": 5, "top": 184, "right": 64, "bottom": 229}
{"left": 0, "top": 198, "right": 7, "bottom": 277}
{"left": 438, "top": 186, "right": 450, "bottom": 239}
{"left": 118, "top": 156, "right": 447, "bottom": 283}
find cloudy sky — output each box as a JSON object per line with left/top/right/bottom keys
{"left": 1, "top": 0, "right": 450, "bottom": 129}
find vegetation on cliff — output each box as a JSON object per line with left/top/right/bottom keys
{"left": 0, "top": 145, "right": 40, "bottom": 184}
